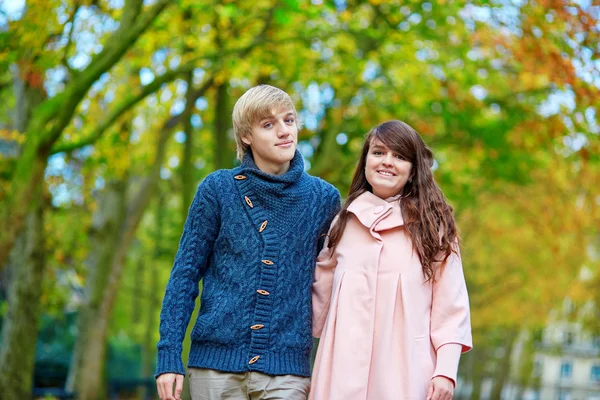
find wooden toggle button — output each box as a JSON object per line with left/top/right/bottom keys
{"left": 261, "top": 260, "right": 274, "bottom": 265}
{"left": 234, "top": 175, "right": 247, "bottom": 180}
{"left": 245, "top": 196, "right": 253, "bottom": 208}
{"left": 259, "top": 220, "right": 268, "bottom": 232}
{"left": 250, "top": 324, "right": 264, "bottom": 330}
{"left": 256, "top": 290, "right": 270, "bottom": 296}
{"left": 249, "top": 355, "right": 260, "bottom": 364}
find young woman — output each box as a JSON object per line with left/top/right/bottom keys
{"left": 310, "top": 120, "right": 472, "bottom": 400}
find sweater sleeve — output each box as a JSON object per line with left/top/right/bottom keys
{"left": 329, "top": 186, "right": 342, "bottom": 217}
{"left": 430, "top": 243, "right": 473, "bottom": 354}
{"left": 155, "top": 175, "right": 221, "bottom": 378}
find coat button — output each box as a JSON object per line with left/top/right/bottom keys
{"left": 234, "top": 175, "right": 247, "bottom": 180}
{"left": 262, "top": 259, "right": 274, "bottom": 265}
{"left": 259, "top": 220, "right": 268, "bottom": 232}
{"left": 245, "top": 196, "right": 254, "bottom": 208}
{"left": 249, "top": 355, "right": 260, "bottom": 364}
{"left": 256, "top": 290, "right": 270, "bottom": 296}
{"left": 250, "top": 324, "right": 264, "bottom": 330}
{"left": 374, "top": 205, "right": 384, "bottom": 214}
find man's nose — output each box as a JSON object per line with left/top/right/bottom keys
{"left": 277, "top": 122, "right": 291, "bottom": 136}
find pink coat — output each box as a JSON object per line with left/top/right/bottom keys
{"left": 310, "top": 191, "right": 472, "bottom": 400}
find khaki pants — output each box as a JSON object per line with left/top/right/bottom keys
{"left": 188, "top": 368, "right": 310, "bottom": 400}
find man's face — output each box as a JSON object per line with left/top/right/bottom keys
{"left": 242, "top": 108, "right": 298, "bottom": 175}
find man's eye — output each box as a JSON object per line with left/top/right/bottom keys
{"left": 286, "top": 118, "right": 295, "bottom": 124}
{"left": 264, "top": 123, "right": 273, "bottom": 128}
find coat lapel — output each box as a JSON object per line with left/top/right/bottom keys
{"left": 347, "top": 191, "right": 405, "bottom": 231}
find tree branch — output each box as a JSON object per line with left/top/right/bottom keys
{"left": 50, "top": 64, "right": 195, "bottom": 154}
{"left": 61, "top": 1, "right": 81, "bottom": 76}
{"left": 165, "top": 75, "right": 215, "bottom": 130}
{"left": 47, "top": 0, "right": 171, "bottom": 145}
{"left": 121, "top": 0, "right": 144, "bottom": 28}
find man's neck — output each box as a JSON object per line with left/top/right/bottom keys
{"left": 254, "top": 159, "right": 291, "bottom": 176}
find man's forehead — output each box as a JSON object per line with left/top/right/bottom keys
{"left": 261, "top": 108, "right": 294, "bottom": 119}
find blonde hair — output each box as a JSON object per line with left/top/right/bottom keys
{"left": 232, "top": 85, "right": 301, "bottom": 160}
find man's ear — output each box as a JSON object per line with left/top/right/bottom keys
{"left": 241, "top": 135, "right": 252, "bottom": 146}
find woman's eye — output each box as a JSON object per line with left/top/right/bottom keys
{"left": 395, "top": 155, "right": 404, "bottom": 160}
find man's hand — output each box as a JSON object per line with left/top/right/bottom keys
{"left": 156, "top": 373, "right": 184, "bottom": 400}
{"left": 426, "top": 376, "right": 454, "bottom": 400}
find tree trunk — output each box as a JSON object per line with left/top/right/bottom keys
{"left": 213, "top": 82, "right": 232, "bottom": 169}
{"left": 66, "top": 180, "right": 128, "bottom": 399}
{"left": 470, "top": 347, "right": 488, "bottom": 400}
{"left": 490, "top": 329, "right": 519, "bottom": 400}
{"left": 132, "top": 257, "right": 144, "bottom": 325}
{"left": 513, "top": 330, "right": 536, "bottom": 400}
{"left": 181, "top": 69, "right": 195, "bottom": 217}
{"left": 141, "top": 193, "right": 165, "bottom": 398}
{"left": 309, "top": 106, "right": 339, "bottom": 178}
{"left": 11, "top": 63, "right": 47, "bottom": 134}
{"left": 0, "top": 59, "right": 47, "bottom": 397}
{"left": 67, "top": 119, "right": 173, "bottom": 399}
{"left": 0, "top": 194, "right": 46, "bottom": 398}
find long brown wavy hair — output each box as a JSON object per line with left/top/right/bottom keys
{"left": 328, "top": 120, "right": 459, "bottom": 282}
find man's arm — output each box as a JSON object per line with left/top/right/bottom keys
{"left": 155, "top": 174, "right": 221, "bottom": 379}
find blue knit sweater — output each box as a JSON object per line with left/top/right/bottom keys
{"left": 156, "top": 150, "right": 340, "bottom": 378}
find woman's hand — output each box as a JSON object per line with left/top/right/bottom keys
{"left": 426, "top": 376, "right": 454, "bottom": 400}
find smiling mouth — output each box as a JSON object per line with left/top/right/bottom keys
{"left": 276, "top": 141, "right": 293, "bottom": 147}
{"left": 377, "top": 170, "right": 396, "bottom": 177}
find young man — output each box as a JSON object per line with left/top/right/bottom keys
{"left": 155, "top": 85, "right": 341, "bottom": 400}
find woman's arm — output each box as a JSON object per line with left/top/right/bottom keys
{"left": 312, "top": 231, "right": 338, "bottom": 338}
{"left": 429, "top": 244, "right": 473, "bottom": 383}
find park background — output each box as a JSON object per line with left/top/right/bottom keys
{"left": 0, "top": 0, "right": 598, "bottom": 399}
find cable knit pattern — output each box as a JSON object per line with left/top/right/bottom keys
{"left": 156, "top": 150, "right": 340, "bottom": 378}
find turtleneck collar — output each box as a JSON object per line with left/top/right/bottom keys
{"left": 234, "top": 149, "right": 309, "bottom": 232}
{"left": 240, "top": 149, "right": 304, "bottom": 187}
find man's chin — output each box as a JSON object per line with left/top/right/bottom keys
{"left": 280, "top": 148, "right": 296, "bottom": 162}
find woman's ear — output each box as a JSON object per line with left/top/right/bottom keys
{"left": 423, "top": 147, "right": 434, "bottom": 168}
{"left": 409, "top": 165, "right": 416, "bottom": 182}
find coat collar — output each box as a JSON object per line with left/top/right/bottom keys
{"left": 347, "top": 191, "right": 405, "bottom": 231}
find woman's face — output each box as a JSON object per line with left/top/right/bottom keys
{"left": 365, "top": 139, "right": 413, "bottom": 199}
